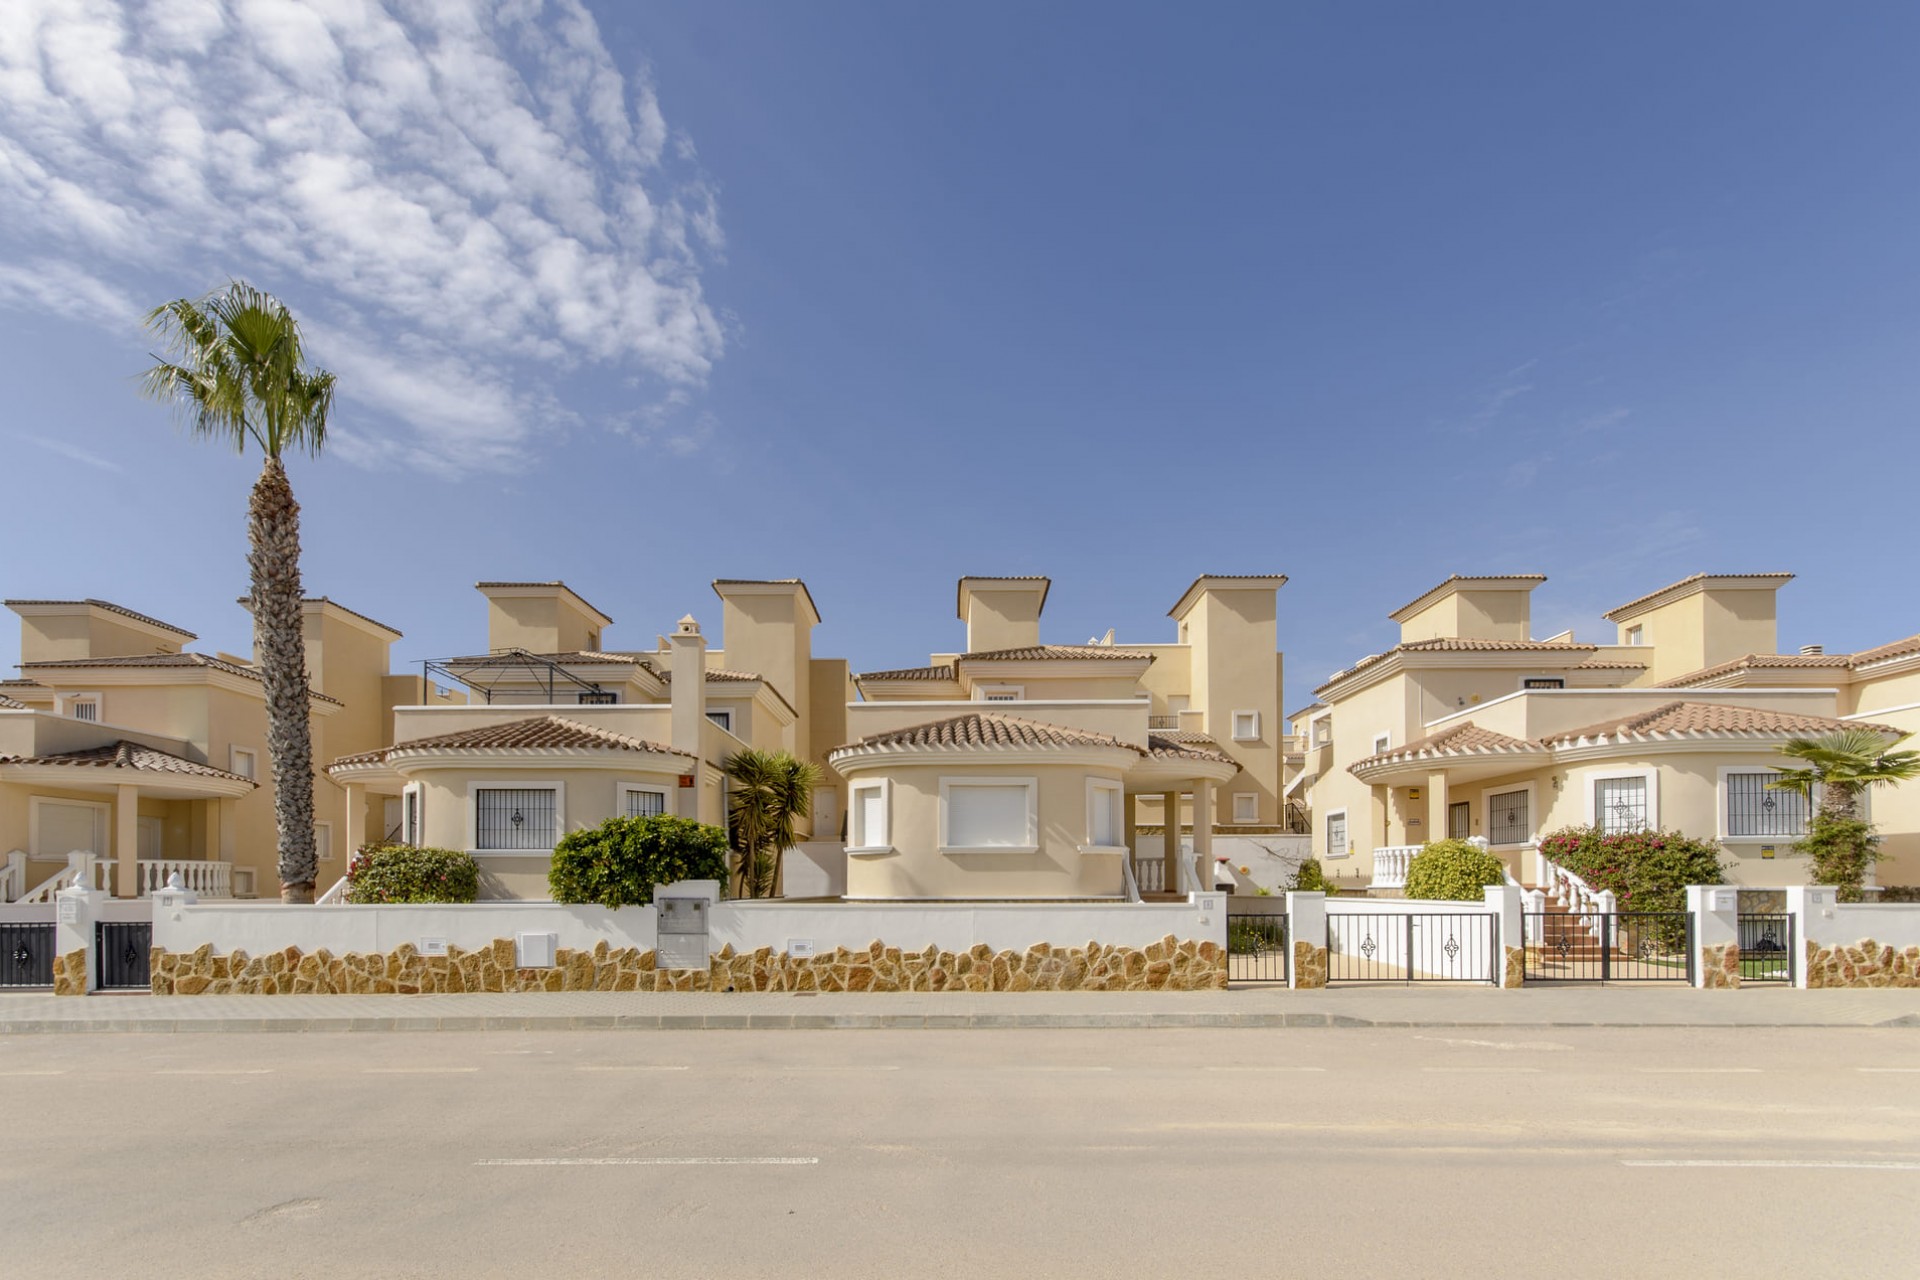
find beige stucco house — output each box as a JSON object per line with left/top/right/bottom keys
{"left": 1303, "top": 573, "right": 1920, "bottom": 891}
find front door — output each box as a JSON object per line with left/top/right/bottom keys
{"left": 1448, "top": 801, "right": 1471, "bottom": 841}
{"left": 138, "top": 816, "right": 164, "bottom": 860}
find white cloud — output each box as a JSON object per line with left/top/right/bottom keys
{"left": 0, "top": 0, "right": 724, "bottom": 474}
{"left": 17, "top": 432, "right": 125, "bottom": 473}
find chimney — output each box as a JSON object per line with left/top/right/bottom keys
{"left": 668, "top": 615, "right": 706, "bottom": 811}
{"left": 1799, "top": 644, "right": 1824, "bottom": 656}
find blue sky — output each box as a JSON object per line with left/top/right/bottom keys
{"left": 2, "top": 1, "right": 1916, "bottom": 704}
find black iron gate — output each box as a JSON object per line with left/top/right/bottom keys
{"left": 1522, "top": 911, "right": 1693, "bottom": 982}
{"left": 1737, "top": 913, "right": 1794, "bottom": 984}
{"left": 1225, "top": 906, "right": 1289, "bottom": 984}
{"left": 1, "top": 922, "right": 56, "bottom": 988}
{"left": 95, "top": 920, "right": 152, "bottom": 991}
{"left": 1327, "top": 912, "right": 1495, "bottom": 984}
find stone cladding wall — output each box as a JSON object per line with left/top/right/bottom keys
{"left": 1805, "top": 938, "right": 1920, "bottom": 988}
{"left": 1291, "top": 941, "right": 1327, "bottom": 989}
{"left": 1698, "top": 942, "right": 1741, "bottom": 989}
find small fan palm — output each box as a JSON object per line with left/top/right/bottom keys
{"left": 1771, "top": 728, "right": 1919, "bottom": 899}
{"left": 723, "top": 749, "right": 822, "bottom": 898}
{"left": 141, "top": 282, "right": 336, "bottom": 902}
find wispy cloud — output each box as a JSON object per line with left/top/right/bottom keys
{"left": 1569, "top": 406, "right": 1631, "bottom": 434}
{"left": 0, "top": 0, "right": 725, "bottom": 474}
{"left": 18, "top": 432, "right": 124, "bottom": 473}
{"left": 1459, "top": 360, "right": 1536, "bottom": 435}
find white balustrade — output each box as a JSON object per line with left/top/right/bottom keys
{"left": 316, "top": 876, "right": 351, "bottom": 905}
{"left": 1536, "top": 849, "right": 1614, "bottom": 941}
{"left": 1134, "top": 857, "right": 1166, "bottom": 895}
{"left": 17, "top": 852, "right": 109, "bottom": 902}
{"left": 1369, "top": 845, "right": 1420, "bottom": 890}
{"left": 0, "top": 850, "right": 24, "bottom": 902}
{"left": 137, "top": 859, "right": 232, "bottom": 898}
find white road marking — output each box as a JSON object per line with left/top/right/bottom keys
{"left": 576, "top": 1065, "right": 690, "bottom": 1072}
{"left": 1634, "top": 1067, "right": 1762, "bottom": 1074}
{"left": 1413, "top": 1036, "right": 1572, "bottom": 1052}
{"left": 1624, "top": 1160, "right": 1920, "bottom": 1171}
{"left": 155, "top": 1068, "right": 272, "bottom": 1076}
{"left": 0, "top": 1069, "right": 65, "bottom": 1076}
{"left": 1005, "top": 1065, "right": 1112, "bottom": 1072}
{"left": 1421, "top": 1067, "right": 1543, "bottom": 1074}
{"left": 363, "top": 1067, "right": 481, "bottom": 1074}
{"left": 1206, "top": 1066, "right": 1328, "bottom": 1073}
{"left": 1857, "top": 1067, "right": 1920, "bottom": 1073}
{"left": 477, "top": 1157, "right": 818, "bottom": 1167}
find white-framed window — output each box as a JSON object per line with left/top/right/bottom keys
{"left": 1485, "top": 786, "right": 1532, "bottom": 845}
{"left": 315, "top": 820, "right": 335, "bottom": 862}
{"left": 940, "top": 777, "right": 1038, "bottom": 853}
{"left": 1588, "top": 770, "right": 1657, "bottom": 835}
{"left": 29, "top": 797, "right": 108, "bottom": 858}
{"left": 1371, "top": 732, "right": 1391, "bottom": 756}
{"left": 1325, "top": 809, "right": 1348, "bottom": 859}
{"left": 1311, "top": 718, "right": 1332, "bottom": 748}
{"left": 1722, "top": 768, "right": 1810, "bottom": 839}
{"left": 1231, "top": 711, "right": 1261, "bottom": 742}
{"left": 1232, "top": 792, "right": 1259, "bottom": 824}
{"left": 1086, "top": 777, "right": 1125, "bottom": 848}
{"left": 705, "top": 709, "right": 733, "bottom": 732}
{"left": 472, "top": 784, "right": 563, "bottom": 852}
{"left": 976, "top": 685, "right": 1023, "bottom": 703}
{"left": 622, "top": 785, "right": 669, "bottom": 819}
{"left": 1522, "top": 677, "right": 1565, "bottom": 690}
{"left": 60, "top": 692, "right": 102, "bottom": 722}
{"left": 849, "top": 779, "right": 891, "bottom": 850}
{"left": 1448, "top": 800, "right": 1471, "bottom": 840}
{"left": 401, "top": 783, "right": 423, "bottom": 847}
{"left": 1625, "top": 625, "right": 1645, "bottom": 646}
{"left": 229, "top": 747, "right": 258, "bottom": 781}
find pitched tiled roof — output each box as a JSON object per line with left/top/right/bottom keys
{"left": 1546, "top": 702, "right": 1902, "bottom": 745}
{"left": 834, "top": 712, "right": 1133, "bottom": 755}
{"left": 17, "top": 653, "right": 343, "bottom": 704}
{"left": 474, "top": 580, "right": 612, "bottom": 622}
{"left": 3, "top": 598, "right": 196, "bottom": 639}
{"left": 333, "top": 715, "right": 690, "bottom": 770}
{"left": 1602, "top": 573, "right": 1794, "bottom": 622}
{"left": 1318, "top": 638, "right": 1598, "bottom": 693}
{"left": 855, "top": 664, "right": 958, "bottom": 682}
{"left": 1145, "top": 732, "right": 1237, "bottom": 767}
{"left": 0, "top": 739, "right": 253, "bottom": 783}
{"left": 304, "top": 597, "right": 403, "bottom": 637}
{"left": 1349, "top": 722, "right": 1544, "bottom": 773}
{"left": 958, "top": 645, "right": 1155, "bottom": 663}
{"left": 1849, "top": 634, "right": 1920, "bottom": 667}
{"left": 1657, "top": 652, "right": 1854, "bottom": 688}
{"left": 1572, "top": 658, "right": 1649, "bottom": 671}
{"left": 1389, "top": 575, "right": 1546, "bottom": 621}
{"left": 0, "top": 692, "right": 28, "bottom": 710}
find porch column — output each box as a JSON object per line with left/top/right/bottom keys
{"left": 1191, "top": 781, "right": 1215, "bottom": 894}
{"left": 1426, "top": 770, "right": 1450, "bottom": 844}
{"left": 217, "top": 798, "right": 237, "bottom": 864}
{"left": 115, "top": 783, "right": 139, "bottom": 898}
{"left": 343, "top": 783, "right": 366, "bottom": 862}
{"left": 1160, "top": 791, "right": 1181, "bottom": 889}
{"left": 1370, "top": 784, "right": 1390, "bottom": 850}
{"left": 1123, "top": 795, "right": 1139, "bottom": 885}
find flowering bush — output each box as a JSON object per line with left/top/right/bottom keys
{"left": 1535, "top": 825, "right": 1725, "bottom": 914}
{"left": 548, "top": 815, "right": 730, "bottom": 909}
{"left": 1405, "top": 838, "right": 1506, "bottom": 901}
{"left": 345, "top": 843, "right": 480, "bottom": 904}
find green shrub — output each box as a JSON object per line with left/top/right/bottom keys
{"left": 1290, "top": 858, "right": 1339, "bottom": 895}
{"left": 1877, "top": 885, "right": 1920, "bottom": 903}
{"left": 548, "top": 815, "right": 730, "bottom": 909}
{"left": 1404, "top": 838, "right": 1505, "bottom": 901}
{"left": 345, "top": 843, "right": 479, "bottom": 904}
{"left": 1797, "top": 814, "right": 1880, "bottom": 903}
{"left": 1535, "top": 825, "right": 1725, "bottom": 914}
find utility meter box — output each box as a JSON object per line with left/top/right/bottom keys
{"left": 516, "top": 931, "right": 558, "bottom": 969}
{"left": 656, "top": 895, "right": 711, "bottom": 970}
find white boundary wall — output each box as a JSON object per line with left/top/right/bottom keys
{"left": 153, "top": 901, "right": 660, "bottom": 957}
{"left": 1321, "top": 894, "right": 1504, "bottom": 982}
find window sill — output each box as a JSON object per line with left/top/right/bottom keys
{"left": 1719, "top": 836, "right": 1805, "bottom": 846}
{"left": 1077, "top": 843, "right": 1130, "bottom": 856}
{"left": 846, "top": 845, "right": 897, "bottom": 858}
{"left": 941, "top": 845, "right": 1040, "bottom": 856}
{"left": 468, "top": 848, "right": 556, "bottom": 858}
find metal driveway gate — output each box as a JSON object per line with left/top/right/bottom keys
{"left": 1737, "top": 913, "right": 1795, "bottom": 984}
{"left": 1, "top": 921, "right": 56, "bottom": 988}
{"left": 1522, "top": 911, "right": 1693, "bottom": 983}
{"left": 1327, "top": 912, "right": 1495, "bottom": 984}
{"left": 95, "top": 920, "right": 152, "bottom": 991}
{"left": 1226, "top": 905, "right": 1289, "bottom": 984}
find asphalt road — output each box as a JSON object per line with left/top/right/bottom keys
{"left": 2, "top": 1028, "right": 1916, "bottom": 1278}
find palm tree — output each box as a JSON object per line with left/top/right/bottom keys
{"left": 723, "top": 749, "right": 821, "bottom": 898}
{"left": 1771, "top": 728, "right": 1920, "bottom": 899}
{"left": 141, "top": 282, "right": 337, "bottom": 903}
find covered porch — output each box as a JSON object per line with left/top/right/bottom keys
{"left": 0, "top": 741, "right": 255, "bottom": 902}
{"left": 1126, "top": 735, "right": 1242, "bottom": 897}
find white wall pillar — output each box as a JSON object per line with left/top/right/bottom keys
{"left": 343, "top": 783, "right": 366, "bottom": 862}
{"left": 1285, "top": 890, "right": 1326, "bottom": 989}
{"left": 53, "top": 879, "right": 97, "bottom": 994}
{"left": 668, "top": 615, "right": 708, "bottom": 819}
{"left": 1782, "top": 885, "right": 1835, "bottom": 990}
{"left": 1687, "top": 884, "right": 1741, "bottom": 989}
{"left": 114, "top": 783, "right": 140, "bottom": 898}
{"left": 1192, "top": 781, "right": 1215, "bottom": 893}
{"left": 1483, "top": 883, "right": 1523, "bottom": 987}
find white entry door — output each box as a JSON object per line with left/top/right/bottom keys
{"left": 138, "top": 816, "right": 164, "bottom": 859}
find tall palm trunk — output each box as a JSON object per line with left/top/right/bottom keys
{"left": 249, "top": 456, "right": 317, "bottom": 901}
{"left": 1818, "top": 781, "right": 1862, "bottom": 825}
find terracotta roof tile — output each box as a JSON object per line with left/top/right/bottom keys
{"left": 1850, "top": 633, "right": 1920, "bottom": 667}
{"left": 1547, "top": 702, "right": 1901, "bottom": 745}
{"left": 3, "top": 598, "right": 196, "bottom": 639}
{"left": 958, "top": 644, "right": 1155, "bottom": 662}
{"left": 17, "top": 653, "right": 344, "bottom": 704}
{"left": 834, "top": 712, "right": 1133, "bottom": 755}
{"left": 303, "top": 597, "right": 403, "bottom": 637}
{"left": 1145, "top": 732, "right": 1238, "bottom": 767}
{"left": 332, "top": 715, "right": 691, "bottom": 770}
{"left": 1572, "top": 658, "right": 1649, "bottom": 670}
{"left": 474, "top": 580, "right": 612, "bottom": 623}
{"left": 1388, "top": 575, "right": 1546, "bottom": 620}
{"left": 855, "top": 664, "right": 958, "bottom": 683}
{"left": 1318, "top": 638, "right": 1598, "bottom": 693}
{"left": 1602, "top": 573, "right": 1794, "bottom": 622}
{"left": 0, "top": 739, "right": 253, "bottom": 783}
{"left": 1349, "top": 722, "right": 1544, "bottom": 773}
{"left": 0, "top": 693, "right": 28, "bottom": 710}
{"left": 1656, "top": 652, "right": 1853, "bottom": 687}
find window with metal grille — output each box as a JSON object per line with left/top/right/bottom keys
{"left": 1595, "top": 776, "right": 1649, "bottom": 834}
{"left": 623, "top": 788, "right": 666, "bottom": 819}
{"left": 1727, "top": 772, "right": 1807, "bottom": 837}
{"left": 577, "top": 690, "right": 618, "bottom": 705}
{"left": 475, "top": 787, "right": 557, "bottom": 850}
{"left": 1448, "top": 801, "right": 1471, "bottom": 840}
{"left": 1326, "top": 811, "right": 1347, "bottom": 858}
{"left": 1487, "top": 789, "right": 1529, "bottom": 844}
{"left": 1523, "top": 677, "right": 1564, "bottom": 690}
{"left": 705, "top": 709, "right": 733, "bottom": 731}
{"left": 68, "top": 695, "right": 100, "bottom": 721}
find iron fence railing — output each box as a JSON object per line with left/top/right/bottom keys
{"left": 1737, "top": 913, "right": 1795, "bottom": 984}
{"left": 1226, "top": 908, "right": 1289, "bottom": 984}
{"left": 1522, "top": 911, "right": 1693, "bottom": 983}
{"left": 1327, "top": 911, "right": 1496, "bottom": 984}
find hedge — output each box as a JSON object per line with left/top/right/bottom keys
{"left": 1404, "top": 838, "right": 1505, "bottom": 901}
{"left": 345, "top": 844, "right": 479, "bottom": 904}
{"left": 548, "top": 814, "right": 731, "bottom": 909}
{"left": 1534, "top": 825, "right": 1725, "bottom": 914}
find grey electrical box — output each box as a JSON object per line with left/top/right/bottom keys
{"left": 656, "top": 895, "right": 711, "bottom": 970}
{"left": 516, "top": 931, "right": 558, "bottom": 969}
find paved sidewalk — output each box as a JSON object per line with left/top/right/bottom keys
{"left": 1, "top": 984, "right": 1916, "bottom": 1032}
